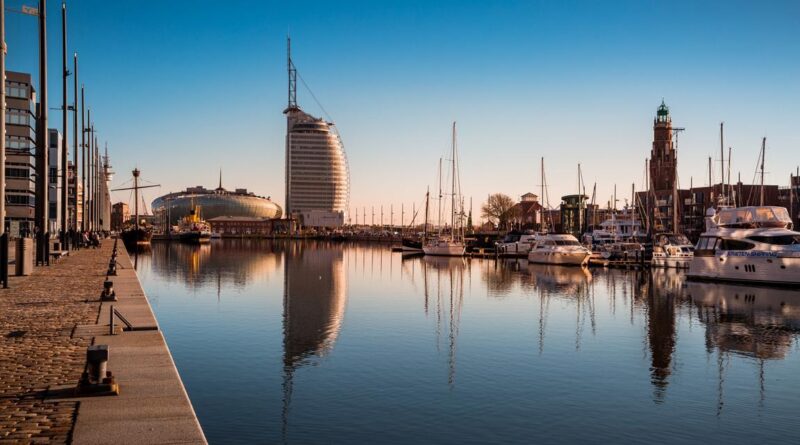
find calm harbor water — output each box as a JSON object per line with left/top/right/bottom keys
{"left": 134, "top": 240, "right": 800, "bottom": 444}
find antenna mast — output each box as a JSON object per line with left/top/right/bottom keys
{"left": 287, "top": 37, "right": 297, "bottom": 109}
{"left": 760, "top": 137, "right": 766, "bottom": 206}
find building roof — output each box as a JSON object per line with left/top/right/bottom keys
{"left": 207, "top": 216, "right": 274, "bottom": 222}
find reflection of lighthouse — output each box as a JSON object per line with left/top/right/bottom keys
{"left": 644, "top": 270, "right": 677, "bottom": 403}
{"left": 281, "top": 242, "right": 347, "bottom": 438}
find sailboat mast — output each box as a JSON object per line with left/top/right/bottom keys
{"left": 133, "top": 169, "right": 140, "bottom": 230}
{"left": 424, "top": 188, "right": 430, "bottom": 241}
{"left": 631, "top": 183, "right": 636, "bottom": 237}
{"left": 438, "top": 157, "right": 442, "bottom": 232}
{"left": 451, "top": 122, "right": 456, "bottom": 237}
{"left": 720, "top": 122, "right": 725, "bottom": 201}
{"left": 541, "top": 157, "right": 546, "bottom": 232}
{"left": 727, "top": 146, "right": 732, "bottom": 206}
{"left": 760, "top": 137, "right": 766, "bottom": 206}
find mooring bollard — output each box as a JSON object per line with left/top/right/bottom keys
{"left": 107, "top": 258, "right": 117, "bottom": 276}
{"left": 101, "top": 279, "right": 117, "bottom": 301}
{"left": 77, "top": 344, "right": 119, "bottom": 395}
{"left": 87, "top": 345, "right": 109, "bottom": 384}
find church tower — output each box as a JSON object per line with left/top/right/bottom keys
{"left": 649, "top": 100, "right": 676, "bottom": 191}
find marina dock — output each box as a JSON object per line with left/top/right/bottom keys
{"left": 0, "top": 241, "right": 206, "bottom": 444}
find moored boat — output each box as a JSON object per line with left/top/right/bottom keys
{"left": 687, "top": 206, "right": 800, "bottom": 285}
{"left": 121, "top": 226, "right": 152, "bottom": 247}
{"left": 177, "top": 205, "right": 212, "bottom": 244}
{"left": 527, "top": 234, "right": 591, "bottom": 266}
{"left": 497, "top": 232, "right": 538, "bottom": 257}
{"left": 651, "top": 233, "right": 694, "bottom": 268}
{"left": 112, "top": 168, "right": 159, "bottom": 249}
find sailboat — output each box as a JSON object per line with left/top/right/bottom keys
{"left": 423, "top": 122, "right": 466, "bottom": 257}
{"left": 114, "top": 168, "right": 159, "bottom": 248}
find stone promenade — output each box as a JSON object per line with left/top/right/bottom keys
{"left": 0, "top": 243, "right": 109, "bottom": 443}
{"left": 0, "top": 241, "right": 206, "bottom": 444}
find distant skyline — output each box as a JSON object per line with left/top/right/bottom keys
{"left": 5, "top": 0, "right": 799, "bottom": 223}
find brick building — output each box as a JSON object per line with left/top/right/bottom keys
{"left": 207, "top": 216, "right": 275, "bottom": 237}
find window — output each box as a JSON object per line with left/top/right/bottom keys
{"left": 696, "top": 237, "right": 719, "bottom": 251}
{"left": 719, "top": 239, "right": 755, "bottom": 251}
{"left": 748, "top": 235, "right": 800, "bottom": 245}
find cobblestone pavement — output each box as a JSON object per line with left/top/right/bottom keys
{"left": 0, "top": 243, "right": 111, "bottom": 444}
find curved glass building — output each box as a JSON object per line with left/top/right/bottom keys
{"left": 285, "top": 108, "right": 350, "bottom": 226}
{"left": 152, "top": 184, "right": 282, "bottom": 225}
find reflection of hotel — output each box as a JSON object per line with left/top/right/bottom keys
{"left": 281, "top": 242, "right": 348, "bottom": 435}
{"left": 283, "top": 242, "right": 348, "bottom": 368}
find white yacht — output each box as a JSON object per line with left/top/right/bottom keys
{"left": 527, "top": 234, "right": 591, "bottom": 267}
{"left": 651, "top": 233, "right": 694, "bottom": 269}
{"left": 687, "top": 206, "right": 800, "bottom": 285}
{"left": 497, "top": 233, "right": 539, "bottom": 257}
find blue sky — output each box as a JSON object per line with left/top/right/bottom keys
{"left": 6, "top": 0, "right": 800, "bottom": 222}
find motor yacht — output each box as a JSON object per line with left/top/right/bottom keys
{"left": 527, "top": 234, "right": 591, "bottom": 266}
{"left": 687, "top": 206, "right": 800, "bottom": 285}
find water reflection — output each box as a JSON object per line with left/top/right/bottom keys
{"left": 641, "top": 269, "right": 679, "bottom": 402}
{"left": 281, "top": 241, "right": 347, "bottom": 440}
{"left": 282, "top": 242, "right": 347, "bottom": 367}
{"left": 685, "top": 281, "right": 800, "bottom": 360}
{"left": 136, "top": 241, "right": 800, "bottom": 444}
{"left": 145, "top": 240, "right": 282, "bottom": 291}
{"left": 524, "top": 264, "right": 594, "bottom": 353}
{"left": 421, "top": 256, "right": 467, "bottom": 387}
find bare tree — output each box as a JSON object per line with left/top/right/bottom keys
{"left": 481, "top": 194, "right": 519, "bottom": 230}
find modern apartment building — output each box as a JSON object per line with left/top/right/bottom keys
{"left": 48, "top": 129, "right": 63, "bottom": 233}
{"left": 4, "top": 71, "right": 37, "bottom": 236}
{"left": 68, "top": 160, "right": 83, "bottom": 230}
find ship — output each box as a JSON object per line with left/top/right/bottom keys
{"left": 177, "top": 205, "right": 212, "bottom": 244}
{"left": 114, "top": 168, "right": 159, "bottom": 249}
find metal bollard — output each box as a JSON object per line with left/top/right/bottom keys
{"left": 107, "top": 258, "right": 117, "bottom": 276}
{"left": 100, "top": 279, "right": 117, "bottom": 301}
{"left": 86, "top": 345, "right": 109, "bottom": 384}
{"left": 77, "top": 344, "right": 119, "bottom": 395}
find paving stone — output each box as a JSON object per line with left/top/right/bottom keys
{"left": 0, "top": 242, "right": 112, "bottom": 444}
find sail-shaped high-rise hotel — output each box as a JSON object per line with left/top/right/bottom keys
{"left": 283, "top": 38, "right": 349, "bottom": 227}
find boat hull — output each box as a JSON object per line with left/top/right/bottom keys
{"left": 528, "top": 250, "right": 590, "bottom": 266}
{"left": 423, "top": 243, "right": 465, "bottom": 256}
{"left": 651, "top": 254, "right": 693, "bottom": 269}
{"left": 121, "top": 228, "right": 152, "bottom": 248}
{"left": 401, "top": 238, "right": 423, "bottom": 252}
{"left": 687, "top": 254, "right": 800, "bottom": 285}
{"left": 178, "top": 231, "right": 212, "bottom": 244}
